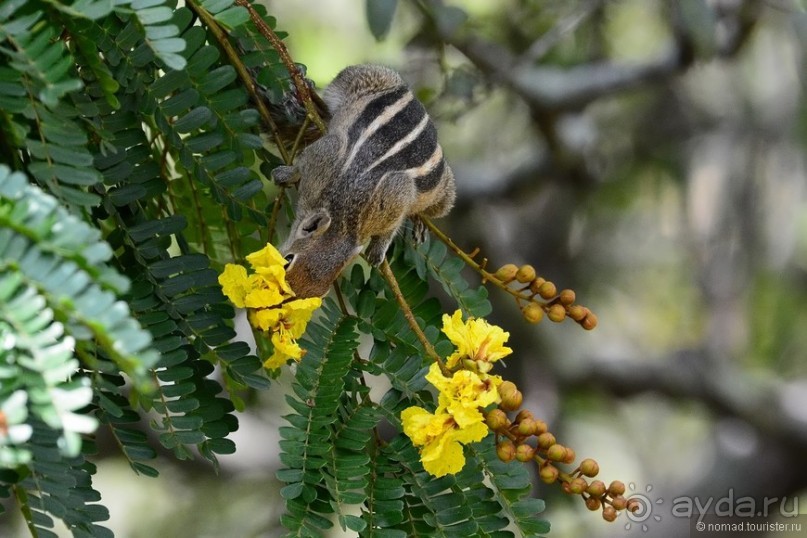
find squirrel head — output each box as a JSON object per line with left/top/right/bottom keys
{"left": 281, "top": 207, "right": 363, "bottom": 298}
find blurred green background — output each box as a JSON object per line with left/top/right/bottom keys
{"left": 6, "top": 0, "right": 807, "bottom": 536}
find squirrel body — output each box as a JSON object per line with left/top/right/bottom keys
{"left": 273, "top": 64, "right": 455, "bottom": 298}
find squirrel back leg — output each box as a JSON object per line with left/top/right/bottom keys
{"left": 411, "top": 165, "right": 456, "bottom": 242}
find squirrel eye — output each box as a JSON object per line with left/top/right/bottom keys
{"left": 284, "top": 253, "right": 296, "bottom": 265}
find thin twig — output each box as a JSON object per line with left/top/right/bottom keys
{"left": 379, "top": 260, "right": 443, "bottom": 366}
{"left": 186, "top": 0, "right": 290, "bottom": 163}
{"left": 266, "top": 186, "right": 287, "bottom": 244}
{"left": 421, "top": 217, "right": 534, "bottom": 306}
{"left": 519, "top": 0, "right": 603, "bottom": 65}
{"left": 233, "top": 0, "right": 327, "bottom": 133}
{"left": 332, "top": 279, "right": 350, "bottom": 315}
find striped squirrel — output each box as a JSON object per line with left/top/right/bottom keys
{"left": 272, "top": 64, "right": 456, "bottom": 298}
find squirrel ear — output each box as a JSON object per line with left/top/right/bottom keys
{"left": 299, "top": 209, "right": 331, "bottom": 238}
{"left": 271, "top": 165, "right": 299, "bottom": 186}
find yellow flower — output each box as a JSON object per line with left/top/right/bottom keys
{"left": 249, "top": 307, "right": 283, "bottom": 332}
{"left": 254, "top": 265, "right": 294, "bottom": 297}
{"left": 263, "top": 332, "right": 304, "bottom": 370}
{"left": 425, "top": 363, "right": 501, "bottom": 428}
{"left": 244, "top": 274, "right": 286, "bottom": 309}
{"left": 280, "top": 298, "right": 322, "bottom": 338}
{"left": 441, "top": 310, "right": 512, "bottom": 369}
{"left": 246, "top": 243, "right": 287, "bottom": 271}
{"left": 401, "top": 406, "right": 488, "bottom": 477}
{"left": 218, "top": 243, "right": 323, "bottom": 372}
{"left": 218, "top": 264, "right": 251, "bottom": 308}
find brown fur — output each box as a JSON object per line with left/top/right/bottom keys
{"left": 272, "top": 65, "right": 456, "bottom": 298}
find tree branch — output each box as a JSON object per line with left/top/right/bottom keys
{"left": 558, "top": 352, "right": 807, "bottom": 452}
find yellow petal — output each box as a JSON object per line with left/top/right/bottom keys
{"left": 246, "top": 243, "right": 287, "bottom": 270}
{"left": 426, "top": 363, "right": 501, "bottom": 429}
{"left": 249, "top": 308, "right": 283, "bottom": 331}
{"left": 451, "top": 420, "right": 488, "bottom": 445}
{"left": 441, "top": 310, "right": 513, "bottom": 367}
{"left": 281, "top": 297, "right": 321, "bottom": 337}
{"left": 244, "top": 287, "right": 285, "bottom": 309}
{"left": 218, "top": 264, "right": 250, "bottom": 308}
{"left": 272, "top": 332, "right": 304, "bottom": 360}
{"left": 420, "top": 431, "right": 466, "bottom": 477}
{"left": 254, "top": 265, "right": 294, "bottom": 296}
{"left": 263, "top": 351, "right": 288, "bottom": 370}
{"left": 419, "top": 421, "right": 488, "bottom": 477}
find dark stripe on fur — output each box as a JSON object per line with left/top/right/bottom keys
{"left": 347, "top": 86, "right": 409, "bottom": 148}
{"left": 415, "top": 157, "right": 445, "bottom": 192}
{"left": 353, "top": 98, "right": 424, "bottom": 170}
{"left": 373, "top": 119, "right": 438, "bottom": 176}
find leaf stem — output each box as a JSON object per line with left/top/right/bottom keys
{"left": 13, "top": 484, "right": 36, "bottom": 537}
{"left": 186, "top": 0, "right": 291, "bottom": 163}
{"left": 233, "top": 0, "right": 327, "bottom": 133}
{"left": 421, "top": 217, "right": 547, "bottom": 309}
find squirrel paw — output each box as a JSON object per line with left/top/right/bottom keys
{"left": 365, "top": 236, "right": 392, "bottom": 266}
{"left": 271, "top": 165, "right": 300, "bottom": 186}
{"left": 411, "top": 217, "right": 427, "bottom": 244}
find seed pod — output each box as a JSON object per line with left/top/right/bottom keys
{"left": 586, "top": 497, "right": 602, "bottom": 511}
{"left": 569, "top": 477, "right": 588, "bottom": 495}
{"left": 496, "top": 440, "right": 516, "bottom": 462}
{"left": 611, "top": 495, "right": 627, "bottom": 510}
{"left": 522, "top": 303, "right": 544, "bottom": 324}
{"left": 516, "top": 264, "right": 536, "bottom": 283}
{"left": 537, "top": 281, "right": 557, "bottom": 300}
{"left": 582, "top": 312, "right": 598, "bottom": 330}
{"left": 548, "top": 304, "right": 566, "bottom": 322}
{"left": 515, "top": 443, "right": 535, "bottom": 462}
{"left": 536, "top": 432, "right": 556, "bottom": 449}
{"left": 559, "top": 289, "right": 576, "bottom": 306}
{"left": 546, "top": 443, "right": 566, "bottom": 462}
{"left": 494, "top": 264, "right": 519, "bottom": 282}
{"left": 608, "top": 480, "right": 626, "bottom": 496}
{"left": 539, "top": 464, "right": 559, "bottom": 484}
{"left": 587, "top": 480, "right": 607, "bottom": 497}
{"left": 603, "top": 505, "right": 617, "bottom": 522}
{"left": 580, "top": 458, "right": 600, "bottom": 477}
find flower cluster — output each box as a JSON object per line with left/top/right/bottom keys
{"left": 492, "top": 263, "right": 598, "bottom": 329}
{"left": 485, "top": 383, "right": 639, "bottom": 521}
{"left": 218, "top": 244, "right": 321, "bottom": 370}
{"left": 401, "top": 310, "right": 511, "bottom": 477}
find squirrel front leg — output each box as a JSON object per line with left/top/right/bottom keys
{"left": 365, "top": 231, "right": 398, "bottom": 266}
{"left": 271, "top": 134, "right": 342, "bottom": 187}
{"left": 363, "top": 171, "right": 417, "bottom": 265}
